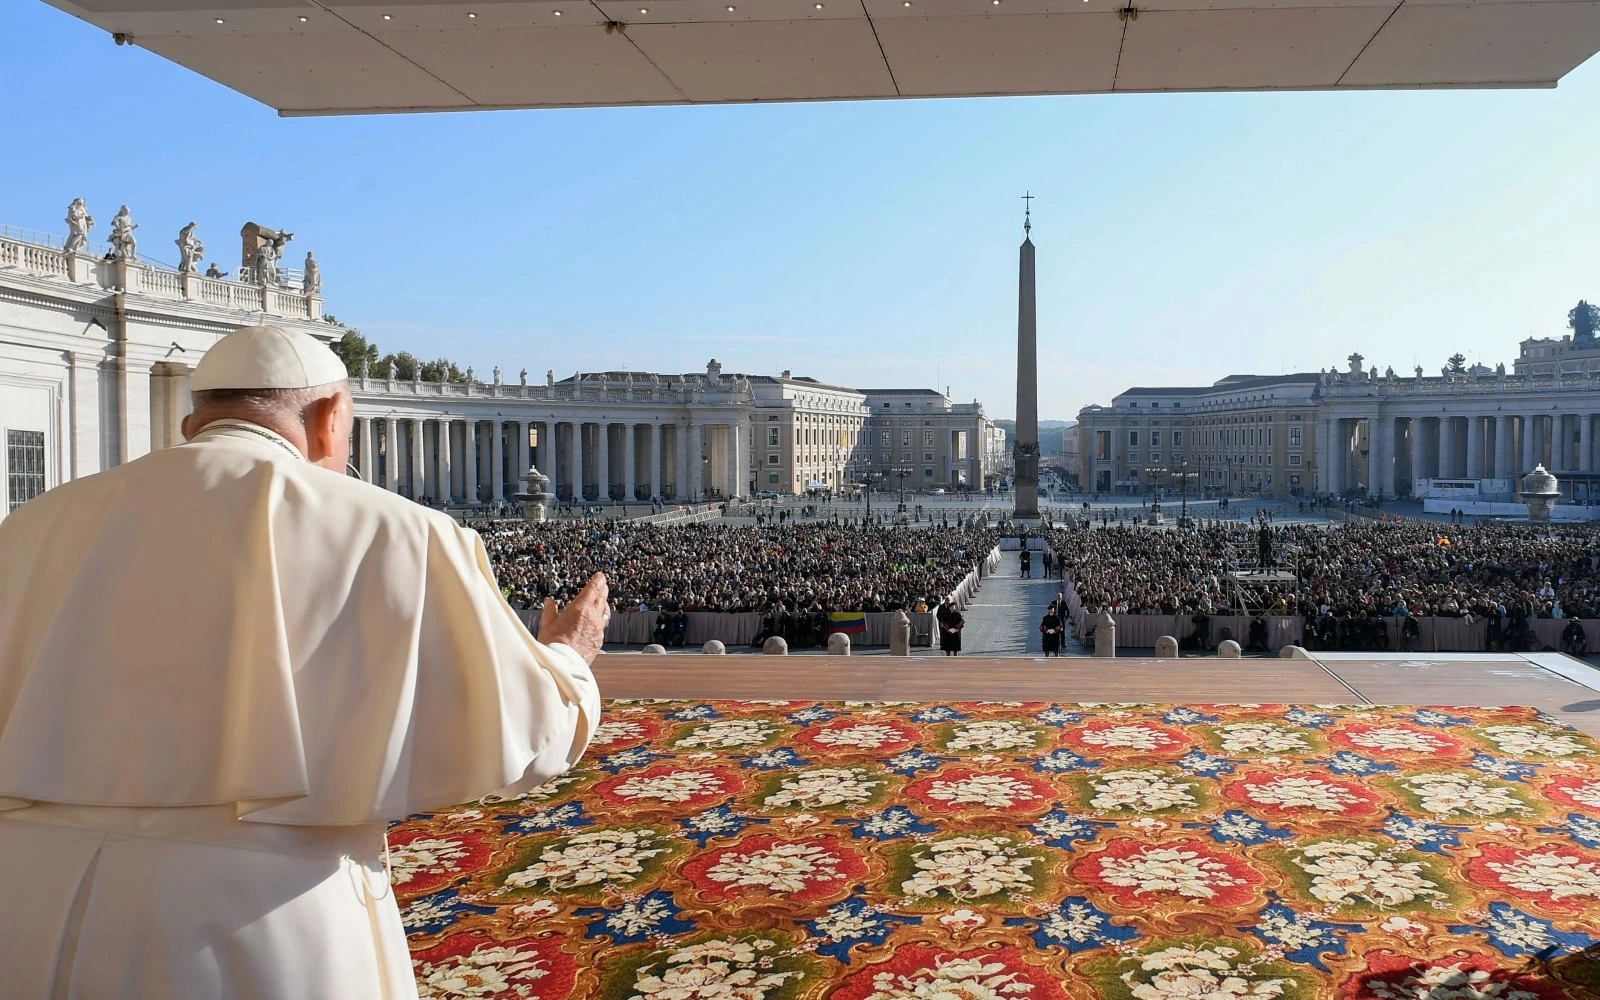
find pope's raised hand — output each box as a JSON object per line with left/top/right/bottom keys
{"left": 538, "top": 572, "right": 610, "bottom": 664}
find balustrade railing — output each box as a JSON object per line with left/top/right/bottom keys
{"left": 141, "top": 267, "right": 182, "bottom": 298}
{"left": 1, "top": 228, "right": 316, "bottom": 319}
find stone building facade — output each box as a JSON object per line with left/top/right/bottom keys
{"left": 1, "top": 208, "right": 1000, "bottom": 515}
{"left": 1077, "top": 373, "right": 1321, "bottom": 497}
{"left": 859, "top": 388, "right": 997, "bottom": 490}
{"left": 0, "top": 207, "right": 325, "bottom": 521}
{"left": 1078, "top": 349, "right": 1600, "bottom": 500}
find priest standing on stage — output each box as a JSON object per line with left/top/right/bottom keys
{"left": 0, "top": 324, "right": 608, "bottom": 999}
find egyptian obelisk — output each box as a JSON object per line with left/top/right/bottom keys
{"left": 1013, "top": 195, "right": 1040, "bottom": 519}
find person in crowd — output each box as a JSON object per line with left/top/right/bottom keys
{"left": 937, "top": 600, "right": 964, "bottom": 656}
{"left": 1040, "top": 604, "right": 1064, "bottom": 656}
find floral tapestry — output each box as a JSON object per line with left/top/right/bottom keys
{"left": 391, "top": 701, "right": 1600, "bottom": 999}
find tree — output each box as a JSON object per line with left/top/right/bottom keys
{"left": 322, "top": 315, "right": 466, "bottom": 382}
{"left": 324, "top": 316, "right": 381, "bottom": 378}
{"left": 1446, "top": 353, "right": 1467, "bottom": 374}
{"left": 1570, "top": 300, "right": 1600, "bottom": 342}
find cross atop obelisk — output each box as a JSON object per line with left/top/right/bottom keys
{"left": 1013, "top": 195, "right": 1040, "bottom": 520}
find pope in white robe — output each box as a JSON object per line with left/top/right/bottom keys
{"left": 0, "top": 324, "right": 607, "bottom": 999}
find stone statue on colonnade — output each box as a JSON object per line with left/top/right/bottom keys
{"left": 302, "top": 252, "right": 321, "bottom": 294}
{"left": 108, "top": 206, "right": 138, "bottom": 260}
{"left": 64, "top": 198, "right": 93, "bottom": 254}
{"left": 176, "top": 222, "right": 204, "bottom": 273}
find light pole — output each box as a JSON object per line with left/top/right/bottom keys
{"left": 894, "top": 467, "right": 912, "bottom": 511}
{"left": 860, "top": 469, "right": 884, "bottom": 520}
{"left": 1171, "top": 461, "right": 1198, "bottom": 523}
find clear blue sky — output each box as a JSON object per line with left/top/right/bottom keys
{"left": 4, "top": 2, "right": 1598, "bottom": 421}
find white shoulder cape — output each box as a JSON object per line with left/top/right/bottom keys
{"left": 0, "top": 424, "right": 599, "bottom": 824}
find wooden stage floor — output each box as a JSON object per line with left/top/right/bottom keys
{"left": 593, "top": 651, "right": 1600, "bottom": 738}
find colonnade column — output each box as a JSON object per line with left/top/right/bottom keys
{"left": 650, "top": 423, "right": 663, "bottom": 500}
{"left": 489, "top": 420, "right": 504, "bottom": 501}
{"left": 624, "top": 425, "right": 638, "bottom": 502}
{"left": 411, "top": 418, "right": 425, "bottom": 498}
{"left": 516, "top": 421, "right": 529, "bottom": 487}
{"left": 537, "top": 422, "right": 555, "bottom": 500}
{"left": 358, "top": 417, "right": 375, "bottom": 482}
{"left": 567, "top": 422, "right": 581, "bottom": 501}
{"left": 1582, "top": 415, "right": 1593, "bottom": 473}
{"left": 1366, "top": 418, "right": 1384, "bottom": 497}
{"left": 1523, "top": 415, "right": 1538, "bottom": 473}
{"left": 1491, "top": 416, "right": 1508, "bottom": 479}
{"left": 1438, "top": 416, "right": 1456, "bottom": 478}
{"left": 730, "top": 420, "right": 744, "bottom": 498}
{"left": 385, "top": 417, "right": 400, "bottom": 492}
{"left": 597, "top": 422, "right": 611, "bottom": 501}
{"left": 1465, "top": 417, "right": 1483, "bottom": 479}
{"left": 438, "top": 418, "right": 454, "bottom": 501}
{"left": 464, "top": 422, "right": 479, "bottom": 501}
{"left": 691, "top": 423, "right": 704, "bottom": 499}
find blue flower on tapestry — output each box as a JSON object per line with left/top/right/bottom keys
{"left": 1539, "top": 813, "right": 1600, "bottom": 850}
{"left": 838, "top": 805, "right": 937, "bottom": 841}
{"left": 680, "top": 804, "right": 766, "bottom": 846}
{"left": 1413, "top": 708, "right": 1475, "bottom": 728}
{"left": 576, "top": 890, "right": 696, "bottom": 945}
{"left": 1471, "top": 754, "right": 1539, "bottom": 782}
{"left": 1004, "top": 896, "right": 1138, "bottom": 954}
{"left": 599, "top": 747, "right": 661, "bottom": 773}
{"left": 1247, "top": 899, "right": 1362, "bottom": 971}
{"left": 1163, "top": 707, "right": 1217, "bottom": 725}
{"left": 500, "top": 801, "right": 593, "bottom": 835}
{"left": 1189, "top": 810, "right": 1292, "bottom": 846}
{"left": 1031, "top": 809, "right": 1115, "bottom": 850}
{"left": 402, "top": 888, "right": 496, "bottom": 935}
{"left": 1383, "top": 813, "right": 1465, "bottom": 854}
{"left": 1176, "top": 751, "right": 1236, "bottom": 778}
{"left": 741, "top": 747, "right": 811, "bottom": 771}
{"left": 1449, "top": 902, "right": 1599, "bottom": 960}
{"left": 787, "top": 705, "right": 837, "bottom": 726}
{"left": 1036, "top": 706, "right": 1082, "bottom": 727}
{"left": 1326, "top": 752, "right": 1397, "bottom": 776}
{"left": 1033, "top": 749, "right": 1100, "bottom": 774}
{"left": 1284, "top": 708, "right": 1335, "bottom": 728}
{"left": 911, "top": 706, "right": 968, "bottom": 723}
{"left": 806, "top": 898, "right": 922, "bottom": 963}
{"left": 666, "top": 704, "right": 720, "bottom": 722}
{"left": 887, "top": 749, "right": 949, "bottom": 776}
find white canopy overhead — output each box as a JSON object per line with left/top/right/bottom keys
{"left": 43, "top": 0, "right": 1600, "bottom": 116}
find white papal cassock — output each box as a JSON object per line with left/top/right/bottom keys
{"left": 0, "top": 419, "right": 600, "bottom": 999}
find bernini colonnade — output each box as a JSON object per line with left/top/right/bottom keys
{"left": 1320, "top": 367, "right": 1600, "bottom": 496}
{"left": 349, "top": 370, "right": 749, "bottom": 503}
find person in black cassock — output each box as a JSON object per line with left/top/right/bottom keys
{"left": 1040, "top": 604, "right": 1063, "bottom": 656}
{"left": 1020, "top": 548, "right": 1032, "bottom": 578}
{"left": 937, "top": 600, "right": 964, "bottom": 656}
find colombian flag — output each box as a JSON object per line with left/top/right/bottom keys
{"left": 828, "top": 611, "right": 867, "bottom": 634}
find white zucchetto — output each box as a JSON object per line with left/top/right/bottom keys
{"left": 191, "top": 323, "right": 349, "bottom": 391}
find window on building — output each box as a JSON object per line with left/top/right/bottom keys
{"left": 924, "top": 467, "right": 933, "bottom": 478}
{"left": 1289, "top": 426, "right": 1301, "bottom": 447}
{"left": 1128, "top": 430, "right": 1139, "bottom": 447}
{"left": 1151, "top": 430, "right": 1161, "bottom": 446}
{"left": 767, "top": 426, "right": 780, "bottom": 447}
{"left": 7, "top": 429, "right": 45, "bottom": 512}
{"left": 923, "top": 451, "right": 934, "bottom": 462}
{"left": 1128, "top": 453, "right": 1139, "bottom": 464}
{"left": 1290, "top": 455, "right": 1301, "bottom": 467}
{"left": 769, "top": 473, "right": 780, "bottom": 483}
{"left": 923, "top": 430, "right": 934, "bottom": 446}
{"left": 768, "top": 454, "right": 779, "bottom": 466}
{"left": 902, "top": 451, "right": 912, "bottom": 461}
{"left": 1267, "top": 428, "right": 1273, "bottom": 446}
{"left": 1172, "top": 431, "right": 1182, "bottom": 447}
{"left": 902, "top": 430, "right": 911, "bottom": 447}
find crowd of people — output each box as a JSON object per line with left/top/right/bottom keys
{"left": 479, "top": 520, "right": 998, "bottom": 614}
{"left": 1052, "top": 519, "right": 1600, "bottom": 626}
